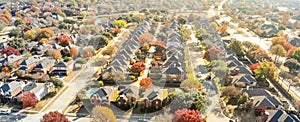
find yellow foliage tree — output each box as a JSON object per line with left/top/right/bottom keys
{"left": 92, "top": 106, "right": 117, "bottom": 122}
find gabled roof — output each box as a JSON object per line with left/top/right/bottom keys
{"left": 242, "top": 89, "right": 272, "bottom": 97}
{"left": 267, "top": 110, "right": 300, "bottom": 122}
{"left": 20, "top": 55, "right": 41, "bottom": 66}
{"left": 162, "top": 66, "right": 185, "bottom": 75}
{"left": 35, "top": 58, "right": 56, "bottom": 69}
{"left": 233, "top": 75, "right": 257, "bottom": 84}
{"left": 23, "top": 82, "right": 37, "bottom": 91}
{"left": 227, "top": 60, "right": 244, "bottom": 67}
{"left": 231, "top": 66, "right": 253, "bottom": 75}
{"left": 92, "top": 88, "right": 108, "bottom": 98}
{"left": 103, "top": 65, "right": 125, "bottom": 73}
{"left": 1, "top": 81, "right": 24, "bottom": 92}
{"left": 4, "top": 55, "right": 23, "bottom": 64}
{"left": 255, "top": 96, "right": 282, "bottom": 107}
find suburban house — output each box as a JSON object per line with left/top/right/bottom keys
{"left": 162, "top": 65, "right": 185, "bottom": 83}
{"left": 21, "top": 82, "right": 54, "bottom": 100}
{"left": 88, "top": 87, "right": 118, "bottom": 107}
{"left": 253, "top": 96, "right": 283, "bottom": 116}
{"left": 19, "top": 55, "right": 42, "bottom": 73}
{"left": 138, "top": 88, "right": 168, "bottom": 110}
{"left": 0, "top": 81, "right": 25, "bottom": 99}
{"left": 263, "top": 110, "right": 300, "bottom": 122}
{"left": 0, "top": 55, "right": 24, "bottom": 68}
{"left": 34, "top": 58, "right": 56, "bottom": 75}
{"left": 148, "top": 65, "right": 162, "bottom": 81}
{"left": 232, "top": 75, "right": 257, "bottom": 87}
{"left": 116, "top": 86, "right": 140, "bottom": 109}
{"left": 51, "top": 60, "right": 75, "bottom": 76}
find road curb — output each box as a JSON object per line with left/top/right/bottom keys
{"left": 40, "top": 86, "right": 68, "bottom": 112}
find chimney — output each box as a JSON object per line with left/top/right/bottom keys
{"left": 234, "top": 68, "right": 240, "bottom": 75}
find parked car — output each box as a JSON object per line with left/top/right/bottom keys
{"left": 0, "top": 109, "right": 11, "bottom": 115}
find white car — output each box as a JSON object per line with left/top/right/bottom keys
{"left": 0, "top": 109, "right": 11, "bottom": 115}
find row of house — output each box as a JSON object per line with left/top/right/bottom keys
{"left": 0, "top": 55, "right": 74, "bottom": 78}
{"left": 0, "top": 80, "right": 54, "bottom": 101}
{"left": 149, "top": 20, "right": 187, "bottom": 84}
{"left": 100, "top": 18, "right": 152, "bottom": 84}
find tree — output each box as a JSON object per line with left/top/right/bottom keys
{"left": 284, "top": 58, "right": 300, "bottom": 71}
{"left": 75, "top": 58, "right": 87, "bottom": 67}
{"left": 221, "top": 85, "right": 242, "bottom": 105}
{"left": 2, "top": 46, "right": 21, "bottom": 56}
{"left": 8, "top": 38, "right": 24, "bottom": 48}
{"left": 254, "top": 61, "right": 278, "bottom": 81}
{"left": 50, "top": 77, "right": 64, "bottom": 88}
{"left": 271, "top": 37, "right": 286, "bottom": 46}
{"left": 24, "top": 30, "right": 37, "bottom": 41}
{"left": 37, "top": 28, "right": 55, "bottom": 39}
{"left": 20, "top": 91, "right": 38, "bottom": 108}
{"left": 81, "top": 11, "right": 87, "bottom": 19}
{"left": 58, "top": 34, "right": 71, "bottom": 46}
{"left": 138, "top": 33, "right": 154, "bottom": 45}
{"left": 102, "top": 32, "right": 114, "bottom": 40}
{"left": 2, "top": 67, "right": 10, "bottom": 73}
{"left": 39, "top": 38, "right": 49, "bottom": 44}
{"left": 270, "top": 44, "right": 286, "bottom": 63}
{"left": 9, "top": 28, "right": 22, "bottom": 37}
{"left": 83, "top": 48, "right": 94, "bottom": 58}
{"left": 23, "top": 17, "right": 32, "bottom": 25}
{"left": 168, "top": 89, "right": 210, "bottom": 113}
{"left": 111, "top": 70, "right": 126, "bottom": 82}
{"left": 140, "top": 78, "right": 152, "bottom": 89}
{"left": 227, "top": 40, "right": 245, "bottom": 57}
{"left": 92, "top": 106, "right": 117, "bottom": 122}
{"left": 173, "top": 109, "right": 206, "bottom": 122}
{"left": 249, "top": 63, "right": 260, "bottom": 71}
{"left": 102, "top": 45, "right": 117, "bottom": 57}
{"left": 131, "top": 62, "right": 146, "bottom": 73}
{"left": 149, "top": 40, "right": 166, "bottom": 52}
{"left": 41, "top": 111, "right": 70, "bottom": 122}
{"left": 180, "top": 78, "right": 202, "bottom": 91}
{"left": 112, "top": 20, "right": 127, "bottom": 28}
{"left": 177, "top": 17, "right": 187, "bottom": 25}
{"left": 238, "top": 22, "right": 247, "bottom": 28}
{"left": 218, "top": 25, "right": 228, "bottom": 36}
{"left": 291, "top": 48, "right": 300, "bottom": 62}
{"left": 203, "top": 48, "right": 224, "bottom": 61}
{"left": 14, "top": 19, "right": 25, "bottom": 27}
{"left": 238, "top": 93, "right": 249, "bottom": 104}
{"left": 69, "top": 47, "right": 79, "bottom": 58}
{"left": 91, "top": 35, "right": 111, "bottom": 49}
{"left": 49, "top": 49, "right": 62, "bottom": 60}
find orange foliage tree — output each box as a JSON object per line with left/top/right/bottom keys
{"left": 58, "top": 34, "right": 71, "bottom": 46}
{"left": 131, "top": 62, "right": 146, "bottom": 73}
{"left": 173, "top": 109, "right": 206, "bottom": 122}
{"left": 37, "top": 28, "right": 54, "bottom": 39}
{"left": 23, "top": 17, "right": 32, "bottom": 25}
{"left": 49, "top": 49, "right": 62, "bottom": 60}
{"left": 39, "top": 38, "right": 49, "bottom": 44}
{"left": 249, "top": 63, "right": 260, "bottom": 71}
{"left": 70, "top": 47, "right": 79, "bottom": 58}
{"left": 19, "top": 91, "right": 38, "bottom": 108}
{"left": 140, "top": 78, "right": 152, "bottom": 89}
{"left": 2, "top": 67, "right": 11, "bottom": 73}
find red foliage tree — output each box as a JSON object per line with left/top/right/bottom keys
{"left": 283, "top": 42, "right": 295, "bottom": 51}
{"left": 58, "top": 34, "right": 71, "bottom": 46}
{"left": 131, "top": 62, "right": 146, "bottom": 73}
{"left": 112, "top": 28, "right": 121, "bottom": 34}
{"left": 23, "top": 17, "right": 32, "bottom": 25}
{"left": 249, "top": 63, "right": 260, "bottom": 71}
{"left": 2, "top": 46, "right": 21, "bottom": 56}
{"left": 19, "top": 91, "right": 38, "bottom": 108}
{"left": 203, "top": 48, "right": 224, "bottom": 61}
{"left": 138, "top": 33, "right": 154, "bottom": 45}
{"left": 149, "top": 40, "right": 166, "bottom": 52}
{"left": 83, "top": 48, "right": 94, "bottom": 58}
{"left": 173, "top": 109, "right": 206, "bottom": 122}
{"left": 41, "top": 111, "right": 70, "bottom": 122}
{"left": 140, "top": 78, "right": 152, "bottom": 89}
